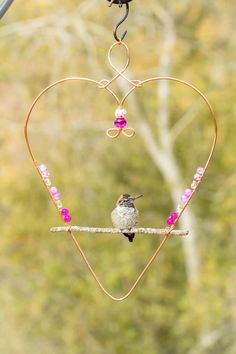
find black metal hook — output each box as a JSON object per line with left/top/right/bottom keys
{"left": 108, "top": 0, "right": 130, "bottom": 42}
{"left": 108, "top": 0, "right": 132, "bottom": 7}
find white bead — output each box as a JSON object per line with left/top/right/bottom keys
{"left": 42, "top": 170, "right": 50, "bottom": 178}
{"left": 115, "top": 108, "right": 126, "bottom": 118}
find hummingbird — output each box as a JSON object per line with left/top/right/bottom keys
{"left": 111, "top": 194, "right": 143, "bottom": 242}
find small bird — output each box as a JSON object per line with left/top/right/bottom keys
{"left": 111, "top": 194, "right": 143, "bottom": 242}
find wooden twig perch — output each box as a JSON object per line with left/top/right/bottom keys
{"left": 50, "top": 226, "right": 189, "bottom": 237}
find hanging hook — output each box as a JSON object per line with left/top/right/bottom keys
{"left": 108, "top": 0, "right": 130, "bottom": 42}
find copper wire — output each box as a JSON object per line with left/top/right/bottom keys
{"left": 24, "top": 41, "right": 217, "bottom": 302}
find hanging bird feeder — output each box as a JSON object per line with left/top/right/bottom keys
{"left": 24, "top": 0, "right": 217, "bottom": 301}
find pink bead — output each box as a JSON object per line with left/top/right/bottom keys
{"left": 53, "top": 193, "right": 61, "bottom": 201}
{"left": 166, "top": 216, "right": 174, "bottom": 226}
{"left": 194, "top": 173, "right": 201, "bottom": 181}
{"left": 184, "top": 189, "right": 192, "bottom": 197}
{"left": 114, "top": 117, "right": 127, "bottom": 128}
{"left": 42, "top": 170, "right": 50, "bottom": 178}
{"left": 39, "top": 164, "right": 47, "bottom": 172}
{"left": 60, "top": 208, "right": 69, "bottom": 216}
{"left": 64, "top": 215, "right": 72, "bottom": 223}
{"left": 171, "top": 212, "right": 178, "bottom": 221}
{"left": 197, "top": 167, "right": 204, "bottom": 175}
{"left": 181, "top": 194, "right": 189, "bottom": 203}
{"left": 50, "top": 187, "right": 57, "bottom": 195}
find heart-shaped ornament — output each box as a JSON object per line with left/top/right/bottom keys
{"left": 24, "top": 41, "right": 217, "bottom": 302}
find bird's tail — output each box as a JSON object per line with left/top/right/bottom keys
{"left": 123, "top": 233, "right": 135, "bottom": 242}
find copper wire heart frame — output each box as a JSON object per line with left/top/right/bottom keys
{"left": 24, "top": 41, "right": 217, "bottom": 302}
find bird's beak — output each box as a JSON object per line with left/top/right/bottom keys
{"left": 131, "top": 194, "right": 143, "bottom": 200}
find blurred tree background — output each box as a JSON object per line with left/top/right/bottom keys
{"left": 0, "top": 0, "right": 236, "bottom": 353}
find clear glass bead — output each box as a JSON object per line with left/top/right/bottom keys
{"left": 176, "top": 205, "right": 183, "bottom": 214}
{"left": 191, "top": 180, "right": 197, "bottom": 189}
{"left": 45, "top": 178, "right": 52, "bottom": 186}
{"left": 56, "top": 201, "right": 63, "bottom": 209}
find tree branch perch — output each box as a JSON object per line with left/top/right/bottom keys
{"left": 50, "top": 226, "right": 189, "bottom": 236}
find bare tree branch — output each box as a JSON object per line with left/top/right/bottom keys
{"left": 50, "top": 226, "right": 189, "bottom": 236}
